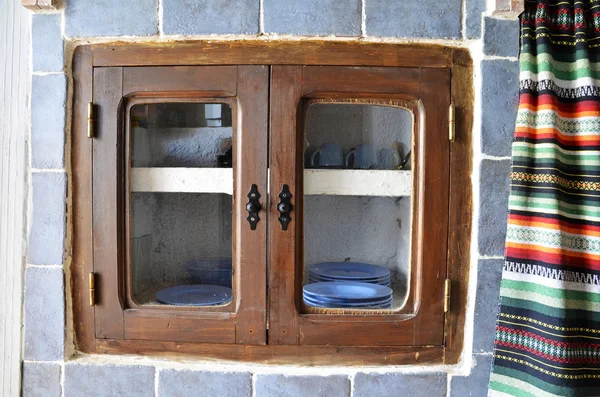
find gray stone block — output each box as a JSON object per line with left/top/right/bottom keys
{"left": 158, "top": 369, "right": 251, "bottom": 397}
{"left": 473, "top": 259, "right": 503, "bottom": 352}
{"left": 22, "top": 362, "right": 62, "bottom": 397}
{"left": 478, "top": 160, "right": 511, "bottom": 257}
{"left": 65, "top": 0, "right": 158, "bottom": 37}
{"left": 483, "top": 17, "right": 520, "bottom": 57}
{"left": 163, "top": 0, "right": 259, "bottom": 35}
{"left": 465, "top": 0, "right": 486, "bottom": 39}
{"left": 254, "top": 374, "right": 350, "bottom": 397}
{"left": 64, "top": 364, "right": 155, "bottom": 397}
{"left": 28, "top": 172, "right": 66, "bottom": 265}
{"left": 354, "top": 373, "right": 447, "bottom": 397}
{"left": 32, "top": 14, "right": 64, "bottom": 72}
{"left": 450, "top": 354, "right": 494, "bottom": 396}
{"left": 23, "top": 267, "right": 64, "bottom": 361}
{"left": 481, "top": 60, "right": 519, "bottom": 156}
{"left": 263, "top": 0, "right": 361, "bottom": 36}
{"left": 366, "top": 0, "right": 462, "bottom": 39}
{"left": 31, "top": 74, "right": 66, "bottom": 169}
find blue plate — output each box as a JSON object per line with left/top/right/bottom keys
{"left": 156, "top": 285, "right": 232, "bottom": 306}
{"left": 309, "top": 274, "right": 390, "bottom": 282}
{"left": 303, "top": 295, "right": 392, "bottom": 307}
{"left": 303, "top": 281, "right": 392, "bottom": 301}
{"left": 309, "top": 262, "right": 390, "bottom": 280}
{"left": 308, "top": 276, "right": 390, "bottom": 287}
{"left": 304, "top": 296, "right": 392, "bottom": 309}
{"left": 303, "top": 291, "right": 393, "bottom": 303}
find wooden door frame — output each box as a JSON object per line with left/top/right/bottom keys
{"left": 89, "top": 65, "right": 269, "bottom": 344}
{"left": 71, "top": 40, "right": 473, "bottom": 365}
{"left": 267, "top": 65, "right": 450, "bottom": 347}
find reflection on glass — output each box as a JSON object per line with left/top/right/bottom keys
{"left": 303, "top": 103, "right": 413, "bottom": 311}
{"left": 130, "top": 102, "right": 233, "bottom": 306}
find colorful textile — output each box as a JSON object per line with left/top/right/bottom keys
{"left": 489, "top": 1, "right": 600, "bottom": 396}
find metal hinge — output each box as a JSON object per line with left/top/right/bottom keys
{"left": 87, "top": 102, "right": 94, "bottom": 138}
{"left": 444, "top": 279, "right": 451, "bottom": 313}
{"left": 89, "top": 272, "right": 96, "bottom": 306}
{"left": 448, "top": 103, "right": 455, "bottom": 142}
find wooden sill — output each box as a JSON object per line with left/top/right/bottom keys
{"left": 22, "top": 0, "right": 57, "bottom": 11}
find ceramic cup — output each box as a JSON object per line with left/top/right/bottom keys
{"left": 310, "top": 143, "right": 344, "bottom": 168}
{"left": 345, "top": 144, "right": 377, "bottom": 169}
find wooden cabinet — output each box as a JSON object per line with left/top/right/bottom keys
{"left": 72, "top": 41, "right": 473, "bottom": 365}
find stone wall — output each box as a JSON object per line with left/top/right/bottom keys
{"left": 23, "top": 1, "right": 520, "bottom": 396}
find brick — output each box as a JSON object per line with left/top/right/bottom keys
{"left": 22, "top": 362, "right": 62, "bottom": 397}
{"left": 263, "top": 0, "right": 361, "bottom": 36}
{"left": 473, "top": 260, "right": 503, "bottom": 353}
{"left": 158, "top": 369, "right": 251, "bottom": 397}
{"left": 483, "top": 17, "right": 520, "bottom": 57}
{"left": 354, "top": 373, "right": 447, "bottom": 397}
{"left": 64, "top": 364, "right": 155, "bottom": 397}
{"left": 32, "top": 14, "right": 64, "bottom": 72}
{"left": 28, "top": 172, "right": 66, "bottom": 265}
{"left": 23, "top": 267, "right": 64, "bottom": 361}
{"left": 481, "top": 59, "right": 519, "bottom": 157}
{"left": 465, "top": 0, "right": 486, "bottom": 39}
{"left": 65, "top": 0, "right": 158, "bottom": 37}
{"left": 31, "top": 74, "right": 66, "bottom": 169}
{"left": 163, "top": 0, "right": 259, "bottom": 35}
{"left": 366, "top": 0, "right": 462, "bottom": 39}
{"left": 254, "top": 375, "right": 350, "bottom": 397}
{"left": 478, "top": 160, "right": 511, "bottom": 257}
{"left": 450, "top": 355, "right": 494, "bottom": 396}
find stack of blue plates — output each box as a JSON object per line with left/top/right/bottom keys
{"left": 308, "top": 262, "right": 391, "bottom": 287}
{"left": 303, "top": 281, "right": 393, "bottom": 309}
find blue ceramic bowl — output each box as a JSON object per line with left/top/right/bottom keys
{"left": 185, "top": 258, "right": 233, "bottom": 288}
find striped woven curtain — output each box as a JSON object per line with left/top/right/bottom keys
{"left": 488, "top": 1, "right": 600, "bottom": 396}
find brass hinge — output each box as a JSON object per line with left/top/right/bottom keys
{"left": 444, "top": 279, "right": 451, "bottom": 313}
{"left": 448, "top": 103, "right": 455, "bottom": 142}
{"left": 89, "top": 272, "right": 96, "bottom": 306}
{"left": 87, "top": 102, "right": 94, "bottom": 138}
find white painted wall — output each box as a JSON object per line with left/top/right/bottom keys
{"left": 0, "top": 2, "right": 30, "bottom": 396}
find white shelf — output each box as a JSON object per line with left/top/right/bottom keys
{"left": 304, "top": 169, "right": 411, "bottom": 197}
{"left": 131, "top": 168, "right": 233, "bottom": 195}
{"left": 130, "top": 168, "right": 412, "bottom": 197}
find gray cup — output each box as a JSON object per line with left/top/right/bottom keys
{"left": 310, "top": 143, "right": 344, "bottom": 168}
{"left": 345, "top": 144, "right": 377, "bottom": 169}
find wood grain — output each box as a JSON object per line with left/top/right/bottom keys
{"left": 124, "top": 310, "right": 235, "bottom": 343}
{"left": 302, "top": 66, "right": 420, "bottom": 97}
{"left": 411, "top": 68, "right": 451, "bottom": 346}
{"left": 71, "top": 46, "right": 95, "bottom": 352}
{"left": 444, "top": 49, "right": 474, "bottom": 364}
{"left": 122, "top": 66, "right": 237, "bottom": 96}
{"left": 268, "top": 66, "right": 303, "bottom": 344}
{"left": 234, "top": 65, "right": 269, "bottom": 344}
{"left": 93, "top": 67, "right": 125, "bottom": 339}
{"left": 91, "top": 41, "right": 454, "bottom": 68}
{"left": 97, "top": 339, "right": 444, "bottom": 366}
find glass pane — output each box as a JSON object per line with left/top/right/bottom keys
{"left": 130, "top": 102, "right": 234, "bottom": 306}
{"left": 303, "top": 103, "right": 412, "bottom": 311}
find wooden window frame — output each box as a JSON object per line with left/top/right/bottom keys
{"left": 71, "top": 41, "right": 473, "bottom": 366}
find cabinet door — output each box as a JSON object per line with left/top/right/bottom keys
{"left": 268, "top": 66, "right": 451, "bottom": 346}
{"left": 92, "top": 66, "right": 269, "bottom": 344}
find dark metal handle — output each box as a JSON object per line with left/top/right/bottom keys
{"left": 277, "top": 184, "right": 293, "bottom": 231}
{"left": 246, "top": 184, "right": 262, "bottom": 230}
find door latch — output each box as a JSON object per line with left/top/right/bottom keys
{"left": 277, "top": 184, "right": 293, "bottom": 231}
{"left": 245, "top": 184, "right": 262, "bottom": 230}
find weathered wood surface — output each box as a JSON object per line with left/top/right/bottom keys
{"left": 1, "top": 1, "right": 29, "bottom": 396}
